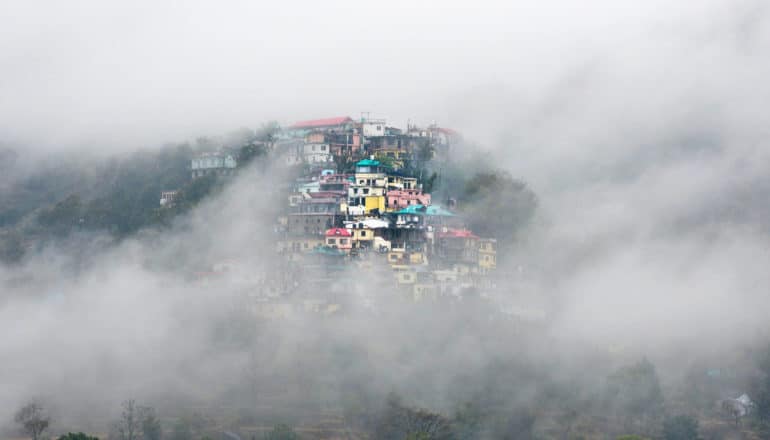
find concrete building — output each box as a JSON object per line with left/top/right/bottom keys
{"left": 325, "top": 227, "right": 352, "bottom": 252}
{"left": 191, "top": 152, "right": 237, "bottom": 178}
{"left": 159, "top": 190, "right": 179, "bottom": 207}
{"left": 386, "top": 189, "right": 431, "bottom": 210}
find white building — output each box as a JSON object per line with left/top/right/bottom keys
{"left": 191, "top": 152, "right": 237, "bottom": 178}
{"left": 362, "top": 119, "right": 387, "bottom": 137}
{"left": 303, "top": 143, "right": 333, "bottom": 164}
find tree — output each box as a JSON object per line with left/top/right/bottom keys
{"left": 111, "top": 400, "right": 142, "bottom": 440}
{"left": 170, "top": 419, "right": 192, "bottom": 440}
{"left": 263, "top": 424, "right": 300, "bottom": 440}
{"left": 58, "top": 433, "right": 99, "bottom": 440}
{"left": 15, "top": 402, "right": 50, "bottom": 440}
{"left": 0, "top": 231, "right": 25, "bottom": 264}
{"left": 606, "top": 359, "right": 665, "bottom": 434}
{"left": 372, "top": 394, "right": 454, "bottom": 440}
{"left": 37, "top": 194, "right": 83, "bottom": 236}
{"left": 752, "top": 344, "right": 770, "bottom": 433}
{"left": 451, "top": 402, "right": 483, "bottom": 439}
{"left": 458, "top": 170, "right": 537, "bottom": 249}
{"left": 493, "top": 409, "right": 537, "bottom": 440}
{"left": 256, "top": 121, "right": 280, "bottom": 147}
{"left": 140, "top": 406, "right": 162, "bottom": 440}
{"left": 662, "top": 415, "right": 700, "bottom": 440}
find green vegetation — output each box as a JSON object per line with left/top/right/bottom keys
{"left": 57, "top": 433, "right": 99, "bottom": 440}
{"left": 662, "top": 415, "right": 700, "bottom": 440}
{"left": 14, "top": 402, "right": 50, "bottom": 440}
{"left": 459, "top": 170, "right": 537, "bottom": 245}
{"left": 605, "top": 359, "right": 664, "bottom": 435}
{"left": 264, "top": 424, "right": 301, "bottom": 440}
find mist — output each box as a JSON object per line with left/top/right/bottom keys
{"left": 3, "top": 1, "right": 770, "bottom": 439}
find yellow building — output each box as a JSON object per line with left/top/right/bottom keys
{"left": 386, "top": 250, "right": 425, "bottom": 266}
{"left": 348, "top": 227, "right": 375, "bottom": 248}
{"left": 364, "top": 195, "right": 385, "bottom": 214}
{"left": 478, "top": 238, "right": 497, "bottom": 271}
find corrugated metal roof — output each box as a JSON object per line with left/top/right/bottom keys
{"left": 393, "top": 204, "right": 454, "bottom": 216}
{"left": 356, "top": 159, "right": 381, "bottom": 167}
{"left": 325, "top": 227, "right": 352, "bottom": 237}
{"left": 438, "top": 228, "right": 479, "bottom": 239}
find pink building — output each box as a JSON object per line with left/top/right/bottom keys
{"left": 386, "top": 189, "right": 431, "bottom": 210}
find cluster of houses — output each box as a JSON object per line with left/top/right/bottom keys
{"left": 271, "top": 116, "right": 498, "bottom": 303}
{"left": 182, "top": 115, "right": 500, "bottom": 314}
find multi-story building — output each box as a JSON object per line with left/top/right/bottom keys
{"left": 325, "top": 228, "right": 353, "bottom": 252}
{"left": 191, "top": 152, "right": 237, "bottom": 178}
{"left": 386, "top": 189, "right": 431, "bottom": 211}
{"left": 348, "top": 159, "right": 388, "bottom": 216}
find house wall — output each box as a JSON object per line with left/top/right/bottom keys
{"left": 363, "top": 121, "right": 386, "bottom": 137}
{"left": 326, "top": 236, "right": 352, "bottom": 251}
{"left": 277, "top": 238, "right": 324, "bottom": 253}
{"left": 287, "top": 214, "right": 337, "bottom": 236}
{"left": 364, "top": 195, "right": 385, "bottom": 214}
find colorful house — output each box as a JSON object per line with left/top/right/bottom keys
{"left": 386, "top": 189, "right": 431, "bottom": 210}
{"left": 325, "top": 228, "right": 353, "bottom": 252}
{"left": 349, "top": 158, "right": 388, "bottom": 216}
{"left": 478, "top": 238, "right": 497, "bottom": 271}
{"left": 436, "top": 228, "right": 480, "bottom": 267}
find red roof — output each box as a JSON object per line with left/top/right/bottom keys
{"left": 289, "top": 116, "right": 353, "bottom": 129}
{"left": 438, "top": 228, "right": 479, "bottom": 239}
{"left": 325, "top": 227, "right": 352, "bottom": 237}
{"left": 436, "top": 127, "right": 460, "bottom": 136}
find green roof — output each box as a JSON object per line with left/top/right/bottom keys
{"left": 356, "top": 159, "right": 381, "bottom": 167}
{"left": 393, "top": 204, "right": 455, "bottom": 217}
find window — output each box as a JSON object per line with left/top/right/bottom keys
{"left": 328, "top": 238, "right": 336, "bottom": 245}
{"left": 321, "top": 145, "right": 326, "bottom": 151}
{"left": 361, "top": 231, "right": 366, "bottom": 237}
{"left": 304, "top": 243, "right": 309, "bottom": 249}
{"left": 340, "top": 239, "right": 348, "bottom": 245}
{"left": 363, "top": 188, "right": 369, "bottom": 195}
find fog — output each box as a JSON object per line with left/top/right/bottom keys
{"left": 3, "top": 0, "right": 770, "bottom": 438}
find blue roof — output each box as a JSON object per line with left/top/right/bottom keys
{"left": 356, "top": 159, "right": 381, "bottom": 167}
{"left": 393, "top": 204, "right": 454, "bottom": 216}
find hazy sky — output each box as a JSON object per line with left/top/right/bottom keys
{"left": 3, "top": 0, "right": 765, "bottom": 151}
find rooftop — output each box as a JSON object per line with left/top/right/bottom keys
{"left": 393, "top": 204, "right": 454, "bottom": 217}
{"left": 356, "top": 159, "right": 381, "bottom": 167}
{"left": 289, "top": 116, "right": 353, "bottom": 129}
{"left": 438, "top": 228, "right": 479, "bottom": 239}
{"left": 325, "top": 227, "right": 352, "bottom": 237}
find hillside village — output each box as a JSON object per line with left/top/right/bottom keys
{"left": 184, "top": 116, "right": 502, "bottom": 315}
